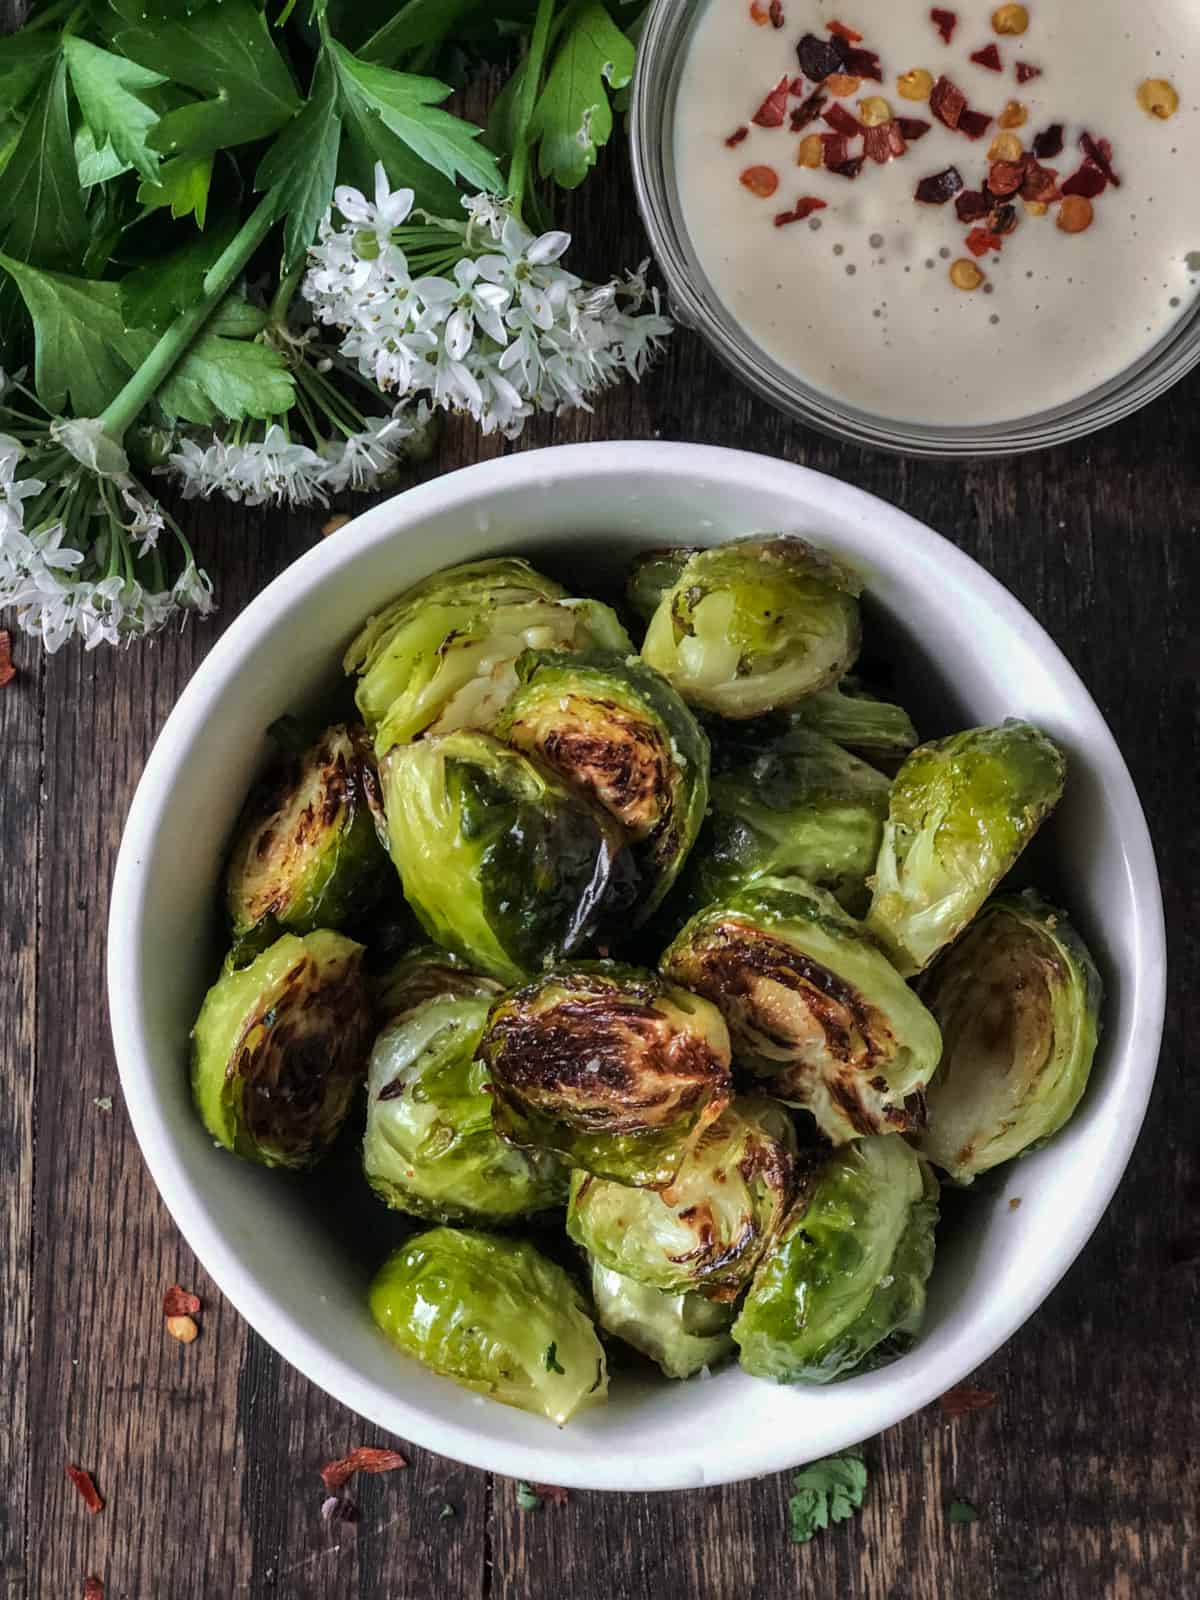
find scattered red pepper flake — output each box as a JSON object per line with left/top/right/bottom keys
{"left": 829, "top": 155, "right": 866, "bottom": 179}
{"left": 740, "top": 163, "right": 780, "bottom": 197}
{"left": 769, "top": 0, "right": 785, "bottom": 27}
{"left": 1015, "top": 61, "right": 1041, "bottom": 83}
{"left": 319, "top": 1447, "right": 408, "bottom": 1495}
{"left": 969, "top": 43, "right": 1003, "bottom": 71}
{"left": 842, "top": 46, "right": 883, "bottom": 81}
{"left": 955, "top": 188, "right": 990, "bottom": 221}
{"left": 797, "top": 31, "right": 849, "bottom": 82}
{"left": 162, "top": 1284, "right": 201, "bottom": 1318}
{"left": 774, "top": 195, "right": 828, "bottom": 225}
{"left": 1080, "top": 132, "right": 1121, "bottom": 188}
{"left": 83, "top": 1580, "right": 104, "bottom": 1600}
{"left": 915, "top": 166, "right": 964, "bottom": 204}
{"left": 958, "top": 108, "right": 994, "bottom": 139}
{"left": 532, "top": 1483, "right": 570, "bottom": 1506}
{"left": 864, "top": 120, "right": 905, "bottom": 162}
{"left": 1061, "top": 162, "right": 1106, "bottom": 200}
{"left": 724, "top": 125, "right": 750, "bottom": 148}
{"left": 820, "top": 131, "right": 850, "bottom": 166}
{"left": 66, "top": 1465, "right": 103, "bottom": 1515}
{"left": 1020, "top": 156, "right": 1061, "bottom": 202}
{"left": 930, "top": 75, "right": 966, "bottom": 129}
{"left": 896, "top": 116, "right": 933, "bottom": 141}
{"left": 965, "top": 226, "right": 1004, "bottom": 256}
{"left": 752, "top": 75, "right": 792, "bottom": 128}
{"left": 823, "top": 102, "right": 863, "bottom": 137}
{"left": 749, "top": 1, "right": 771, "bottom": 24}
{"left": 828, "top": 19, "right": 863, "bottom": 43}
{"left": 1009, "top": 1196, "right": 1022, "bottom": 1210}
{"left": 939, "top": 1385, "right": 998, "bottom": 1417}
{"left": 1032, "top": 123, "right": 1064, "bottom": 159}
{"left": 930, "top": 8, "right": 958, "bottom": 45}
{"left": 0, "top": 630, "right": 14, "bottom": 690}
{"left": 986, "top": 158, "right": 1025, "bottom": 196}
{"left": 788, "top": 76, "right": 806, "bottom": 94}
{"left": 988, "top": 201, "right": 1019, "bottom": 234}
{"left": 789, "top": 89, "right": 827, "bottom": 131}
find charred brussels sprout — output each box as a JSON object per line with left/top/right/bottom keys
{"left": 915, "top": 891, "right": 1102, "bottom": 1183}
{"left": 668, "top": 725, "right": 890, "bottom": 922}
{"left": 363, "top": 995, "right": 565, "bottom": 1223}
{"left": 369, "top": 1227, "right": 607, "bottom": 1424}
{"left": 224, "top": 724, "right": 388, "bottom": 957}
{"left": 567, "top": 1096, "right": 796, "bottom": 1299}
{"left": 343, "top": 556, "right": 630, "bottom": 753}
{"left": 626, "top": 546, "right": 696, "bottom": 625}
{"left": 499, "top": 648, "right": 710, "bottom": 922}
{"left": 640, "top": 537, "right": 861, "bottom": 718}
{"left": 381, "top": 731, "right": 629, "bottom": 986}
{"left": 373, "top": 944, "right": 503, "bottom": 1024}
{"left": 866, "top": 720, "right": 1066, "bottom": 976}
{"left": 662, "top": 878, "right": 942, "bottom": 1145}
{"left": 479, "top": 964, "right": 733, "bottom": 1189}
{"left": 590, "top": 1262, "right": 736, "bottom": 1379}
{"left": 777, "top": 678, "right": 919, "bottom": 765}
{"left": 190, "top": 930, "right": 371, "bottom": 1168}
{"left": 733, "top": 1135, "right": 939, "bottom": 1383}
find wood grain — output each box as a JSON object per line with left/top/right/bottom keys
{"left": 1, "top": 21, "right": 1198, "bottom": 1598}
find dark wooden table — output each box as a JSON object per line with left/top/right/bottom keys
{"left": 2, "top": 107, "right": 1198, "bottom": 1600}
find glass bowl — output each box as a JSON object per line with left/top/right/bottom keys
{"left": 629, "top": 0, "right": 1200, "bottom": 459}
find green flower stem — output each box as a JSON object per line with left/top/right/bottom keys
{"left": 269, "top": 264, "right": 305, "bottom": 328}
{"left": 506, "top": 0, "right": 558, "bottom": 215}
{"left": 99, "top": 190, "right": 284, "bottom": 443}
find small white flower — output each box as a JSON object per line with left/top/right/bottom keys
{"left": 167, "top": 426, "right": 327, "bottom": 508}
{"left": 50, "top": 418, "right": 131, "bottom": 481}
{"left": 333, "top": 164, "right": 415, "bottom": 245}
{"left": 121, "top": 487, "right": 166, "bottom": 557}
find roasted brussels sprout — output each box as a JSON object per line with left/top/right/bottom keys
{"left": 914, "top": 891, "right": 1102, "bottom": 1183}
{"left": 567, "top": 1096, "right": 796, "bottom": 1299}
{"left": 626, "top": 546, "right": 696, "bottom": 625}
{"left": 499, "top": 648, "right": 710, "bottom": 921}
{"left": 372, "top": 944, "right": 503, "bottom": 1023}
{"left": 866, "top": 720, "right": 1066, "bottom": 976}
{"left": 190, "top": 929, "right": 371, "bottom": 1169}
{"left": 733, "top": 1135, "right": 939, "bottom": 1383}
{"left": 343, "top": 556, "right": 631, "bottom": 753}
{"left": 589, "top": 1261, "right": 736, "bottom": 1380}
{"left": 661, "top": 878, "right": 942, "bottom": 1145}
{"left": 381, "top": 731, "right": 629, "bottom": 986}
{"left": 640, "top": 537, "right": 862, "bottom": 718}
{"left": 224, "top": 723, "right": 388, "bottom": 957}
{"left": 479, "top": 964, "right": 733, "bottom": 1189}
{"left": 777, "top": 678, "right": 919, "bottom": 764}
{"left": 667, "top": 725, "right": 890, "bottom": 922}
{"left": 363, "top": 994, "right": 566, "bottom": 1223}
{"left": 369, "top": 1227, "right": 608, "bottom": 1424}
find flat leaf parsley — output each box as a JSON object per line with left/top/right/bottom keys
{"left": 787, "top": 1448, "right": 869, "bottom": 1545}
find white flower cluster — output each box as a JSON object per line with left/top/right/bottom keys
{"left": 303, "top": 167, "right": 673, "bottom": 438}
{"left": 166, "top": 403, "right": 431, "bottom": 507}
{"left": 0, "top": 432, "right": 212, "bottom": 653}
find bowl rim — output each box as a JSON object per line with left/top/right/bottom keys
{"left": 107, "top": 441, "right": 1166, "bottom": 1490}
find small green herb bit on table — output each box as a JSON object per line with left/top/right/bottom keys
{"left": 787, "top": 1449, "right": 869, "bottom": 1544}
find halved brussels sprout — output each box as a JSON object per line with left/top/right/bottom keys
{"left": 661, "top": 877, "right": 942, "bottom": 1145}
{"left": 626, "top": 546, "right": 696, "bottom": 625}
{"left": 777, "top": 678, "right": 919, "bottom": 764}
{"left": 190, "top": 929, "right": 371, "bottom": 1169}
{"left": 567, "top": 1096, "right": 796, "bottom": 1299}
{"left": 589, "top": 1261, "right": 736, "bottom": 1380}
{"left": 363, "top": 994, "right": 566, "bottom": 1223}
{"left": 369, "top": 1227, "right": 608, "bottom": 1424}
{"left": 640, "top": 537, "right": 862, "bottom": 719}
{"left": 667, "top": 725, "right": 890, "bottom": 922}
{"left": 478, "top": 964, "right": 733, "bottom": 1189}
{"left": 498, "top": 648, "right": 710, "bottom": 922}
{"left": 865, "top": 720, "right": 1066, "bottom": 976}
{"left": 381, "top": 731, "right": 630, "bottom": 986}
{"left": 373, "top": 944, "right": 503, "bottom": 1024}
{"left": 224, "top": 723, "right": 388, "bottom": 957}
{"left": 733, "top": 1135, "right": 939, "bottom": 1383}
{"left": 915, "top": 890, "right": 1102, "bottom": 1183}
{"left": 343, "top": 556, "right": 631, "bottom": 753}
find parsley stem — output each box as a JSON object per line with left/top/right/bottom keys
{"left": 506, "top": 0, "right": 558, "bottom": 217}
{"left": 99, "top": 190, "right": 283, "bottom": 443}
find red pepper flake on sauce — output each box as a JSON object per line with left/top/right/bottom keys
{"left": 958, "top": 108, "right": 994, "bottom": 139}
{"left": 1080, "top": 132, "right": 1121, "bottom": 188}
{"left": 1032, "top": 123, "right": 1064, "bottom": 159}
{"left": 66, "top": 1465, "right": 104, "bottom": 1515}
{"left": 955, "top": 188, "right": 991, "bottom": 221}
{"left": 797, "top": 31, "right": 849, "bottom": 82}
{"left": 0, "top": 630, "right": 14, "bottom": 689}
{"left": 820, "top": 131, "right": 851, "bottom": 165}
{"left": 725, "top": 125, "right": 750, "bottom": 148}
{"left": 828, "top": 19, "right": 863, "bottom": 43}
{"left": 1015, "top": 61, "right": 1042, "bottom": 83}
{"left": 842, "top": 46, "right": 883, "bottom": 81}
{"left": 989, "top": 201, "right": 1018, "bottom": 233}
{"left": 986, "top": 158, "right": 1025, "bottom": 196}
{"left": 830, "top": 155, "right": 867, "bottom": 179}
{"left": 740, "top": 164, "right": 780, "bottom": 197}
{"left": 965, "top": 226, "right": 1004, "bottom": 256}
{"left": 752, "top": 76, "right": 792, "bottom": 127}
{"left": 1061, "top": 162, "right": 1107, "bottom": 199}
{"left": 896, "top": 116, "right": 933, "bottom": 141}
{"left": 823, "top": 102, "right": 863, "bottom": 137}
{"left": 774, "top": 195, "right": 828, "bottom": 225}
{"left": 769, "top": 0, "right": 785, "bottom": 27}
{"left": 915, "top": 166, "right": 965, "bottom": 203}
{"left": 864, "top": 120, "right": 907, "bottom": 162}
{"left": 939, "top": 1385, "right": 999, "bottom": 1418}
{"left": 930, "top": 8, "right": 958, "bottom": 45}
{"left": 163, "top": 1284, "right": 201, "bottom": 1318}
{"left": 970, "top": 43, "right": 1003, "bottom": 71}
{"left": 319, "top": 1447, "right": 408, "bottom": 1495}
{"left": 1020, "top": 157, "right": 1061, "bottom": 202}
{"left": 930, "top": 75, "right": 967, "bottom": 128}
{"left": 790, "top": 89, "right": 827, "bottom": 131}
{"left": 749, "top": 1, "right": 771, "bottom": 23}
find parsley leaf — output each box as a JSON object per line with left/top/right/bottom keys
{"left": 0, "top": 31, "right": 58, "bottom": 117}
{"left": 157, "top": 332, "right": 295, "bottom": 425}
{"left": 543, "top": 1342, "right": 565, "bottom": 1374}
{"left": 949, "top": 1499, "right": 979, "bottom": 1525}
{"left": 0, "top": 55, "right": 88, "bottom": 273}
{"left": 256, "top": 49, "right": 340, "bottom": 272}
{"left": 359, "top": 0, "right": 484, "bottom": 68}
{"left": 137, "top": 153, "right": 213, "bottom": 229}
{"left": 63, "top": 36, "right": 166, "bottom": 185}
{"left": 515, "top": 1482, "right": 542, "bottom": 1510}
{"left": 75, "top": 126, "right": 134, "bottom": 190}
{"left": 786, "top": 1449, "right": 869, "bottom": 1545}
{"left": 528, "top": 1, "right": 635, "bottom": 189}
{"left": 120, "top": 214, "right": 239, "bottom": 333}
{"left": 117, "top": 0, "right": 301, "bottom": 162}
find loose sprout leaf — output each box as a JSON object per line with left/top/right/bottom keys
{"left": 137, "top": 152, "right": 214, "bottom": 227}
{"left": 589, "top": 1261, "right": 736, "bottom": 1380}
{"left": 117, "top": 0, "right": 301, "bottom": 161}
{"left": 528, "top": 1, "right": 636, "bottom": 189}
{"left": 0, "top": 57, "right": 89, "bottom": 276}
{"left": 256, "top": 49, "right": 341, "bottom": 272}
{"left": 787, "top": 1449, "right": 868, "bottom": 1543}
{"left": 63, "top": 36, "right": 167, "bottom": 185}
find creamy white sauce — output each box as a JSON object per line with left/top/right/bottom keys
{"left": 674, "top": 0, "right": 1200, "bottom": 424}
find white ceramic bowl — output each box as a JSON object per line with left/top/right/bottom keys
{"left": 108, "top": 442, "right": 1164, "bottom": 1491}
